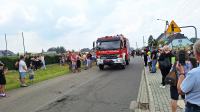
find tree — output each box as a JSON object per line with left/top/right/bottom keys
{"left": 47, "top": 47, "right": 57, "bottom": 52}
{"left": 148, "top": 35, "right": 154, "bottom": 47}
{"left": 152, "top": 39, "right": 158, "bottom": 47}
{"left": 58, "top": 46, "right": 66, "bottom": 54}
{"left": 158, "top": 40, "right": 165, "bottom": 47}
{"left": 47, "top": 46, "right": 66, "bottom": 54}
{"left": 80, "top": 48, "right": 91, "bottom": 53}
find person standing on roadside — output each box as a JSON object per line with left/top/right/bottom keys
{"left": 40, "top": 55, "right": 46, "bottom": 70}
{"left": 158, "top": 45, "right": 172, "bottom": 88}
{"left": 19, "top": 55, "right": 28, "bottom": 87}
{"left": 71, "top": 51, "right": 77, "bottom": 73}
{"left": 143, "top": 51, "right": 148, "bottom": 67}
{"left": 0, "top": 61, "right": 8, "bottom": 97}
{"left": 151, "top": 47, "right": 158, "bottom": 73}
{"left": 147, "top": 51, "right": 152, "bottom": 72}
{"left": 86, "top": 52, "right": 92, "bottom": 69}
{"left": 170, "top": 50, "right": 193, "bottom": 112}
{"left": 76, "top": 53, "right": 82, "bottom": 72}
{"left": 67, "top": 51, "right": 72, "bottom": 72}
{"left": 82, "top": 53, "right": 87, "bottom": 70}
{"left": 177, "top": 40, "right": 200, "bottom": 112}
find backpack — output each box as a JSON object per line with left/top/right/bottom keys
{"left": 159, "top": 57, "right": 171, "bottom": 69}
{"left": 165, "top": 64, "right": 177, "bottom": 86}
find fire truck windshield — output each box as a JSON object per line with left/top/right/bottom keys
{"left": 97, "top": 40, "right": 121, "bottom": 50}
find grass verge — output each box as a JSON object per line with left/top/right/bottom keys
{"left": 6, "top": 64, "right": 69, "bottom": 91}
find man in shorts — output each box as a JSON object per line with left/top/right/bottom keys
{"left": 18, "top": 55, "right": 28, "bottom": 87}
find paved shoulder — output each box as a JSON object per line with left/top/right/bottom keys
{"left": 145, "top": 68, "right": 183, "bottom": 112}
{"left": 0, "top": 67, "right": 102, "bottom": 112}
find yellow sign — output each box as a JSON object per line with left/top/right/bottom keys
{"left": 166, "top": 20, "right": 181, "bottom": 33}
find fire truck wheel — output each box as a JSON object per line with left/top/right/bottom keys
{"left": 121, "top": 65, "right": 125, "bottom": 69}
{"left": 99, "top": 65, "right": 104, "bottom": 70}
{"left": 126, "top": 60, "right": 129, "bottom": 65}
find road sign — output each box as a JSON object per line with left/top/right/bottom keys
{"left": 166, "top": 20, "right": 181, "bottom": 33}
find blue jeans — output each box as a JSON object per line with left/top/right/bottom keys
{"left": 185, "top": 104, "right": 200, "bottom": 112}
{"left": 151, "top": 59, "right": 157, "bottom": 73}
{"left": 185, "top": 105, "right": 200, "bottom": 112}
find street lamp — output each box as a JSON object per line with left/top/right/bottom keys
{"left": 157, "top": 19, "right": 170, "bottom": 48}
{"left": 157, "top": 19, "right": 169, "bottom": 37}
{"left": 179, "top": 26, "right": 198, "bottom": 39}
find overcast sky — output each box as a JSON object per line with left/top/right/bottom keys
{"left": 0, "top": 0, "right": 200, "bottom": 53}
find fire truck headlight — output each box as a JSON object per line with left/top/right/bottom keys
{"left": 116, "top": 59, "right": 121, "bottom": 62}
{"left": 97, "top": 59, "right": 103, "bottom": 63}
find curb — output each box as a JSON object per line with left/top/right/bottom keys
{"left": 144, "top": 67, "right": 155, "bottom": 112}
{"left": 130, "top": 69, "right": 150, "bottom": 112}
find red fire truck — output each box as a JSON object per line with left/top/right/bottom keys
{"left": 95, "top": 34, "right": 131, "bottom": 70}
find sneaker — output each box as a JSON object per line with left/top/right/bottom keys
{"left": 162, "top": 86, "right": 166, "bottom": 88}
{"left": 0, "top": 93, "right": 6, "bottom": 97}
{"left": 159, "top": 85, "right": 166, "bottom": 88}
{"left": 20, "top": 84, "right": 28, "bottom": 87}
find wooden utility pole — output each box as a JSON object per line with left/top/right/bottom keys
{"left": 143, "top": 36, "right": 145, "bottom": 47}
{"left": 22, "top": 32, "right": 26, "bottom": 55}
{"left": 5, "top": 34, "right": 7, "bottom": 57}
{"left": 136, "top": 42, "right": 138, "bottom": 49}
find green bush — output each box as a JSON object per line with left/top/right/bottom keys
{"left": 0, "top": 55, "right": 60, "bottom": 70}
{"left": 45, "top": 55, "right": 60, "bottom": 65}
{"left": 0, "top": 56, "right": 18, "bottom": 70}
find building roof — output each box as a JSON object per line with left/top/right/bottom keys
{"left": 0, "top": 50, "right": 15, "bottom": 56}
{"left": 166, "top": 33, "right": 187, "bottom": 44}
{"left": 156, "top": 33, "right": 165, "bottom": 41}
{"left": 167, "top": 33, "right": 193, "bottom": 48}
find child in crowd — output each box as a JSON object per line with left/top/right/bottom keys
{"left": 147, "top": 51, "right": 152, "bottom": 72}
{"left": 76, "top": 53, "right": 82, "bottom": 72}
{"left": 0, "top": 61, "right": 8, "bottom": 97}
{"left": 28, "top": 64, "right": 35, "bottom": 84}
{"left": 71, "top": 52, "right": 77, "bottom": 73}
{"left": 82, "top": 53, "right": 87, "bottom": 70}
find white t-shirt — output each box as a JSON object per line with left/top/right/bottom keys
{"left": 19, "top": 60, "right": 27, "bottom": 72}
{"left": 40, "top": 56, "right": 45, "bottom": 62}
{"left": 147, "top": 56, "right": 151, "bottom": 62}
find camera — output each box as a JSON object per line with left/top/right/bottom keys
{"left": 178, "top": 50, "right": 186, "bottom": 66}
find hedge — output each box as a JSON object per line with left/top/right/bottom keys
{"left": 44, "top": 55, "right": 60, "bottom": 65}
{"left": 0, "top": 55, "right": 60, "bottom": 70}
{"left": 0, "top": 56, "right": 18, "bottom": 70}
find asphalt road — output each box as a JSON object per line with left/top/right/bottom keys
{"left": 36, "top": 56, "right": 143, "bottom": 112}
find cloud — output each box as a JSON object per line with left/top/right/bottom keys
{"left": 55, "top": 14, "right": 87, "bottom": 30}
{"left": 0, "top": 0, "right": 200, "bottom": 52}
{"left": 0, "top": 32, "right": 56, "bottom": 53}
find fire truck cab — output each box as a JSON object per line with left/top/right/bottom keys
{"left": 95, "top": 34, "right": 130, "bottom": 70}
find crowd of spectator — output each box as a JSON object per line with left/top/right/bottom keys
{"left": 14, "top": 55, "right": 46, "bottom": 87}
{"left": 0, "top": 54, "right": 48, "bottom": 97}
{"left": 59, "top": 51, "right": 95, "bottom": 73}
{"left": 0, "top": 50, "right": 97, "bottom": 97}
{"left": 143, "top": 40, "right": 200, "bottom": 112}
